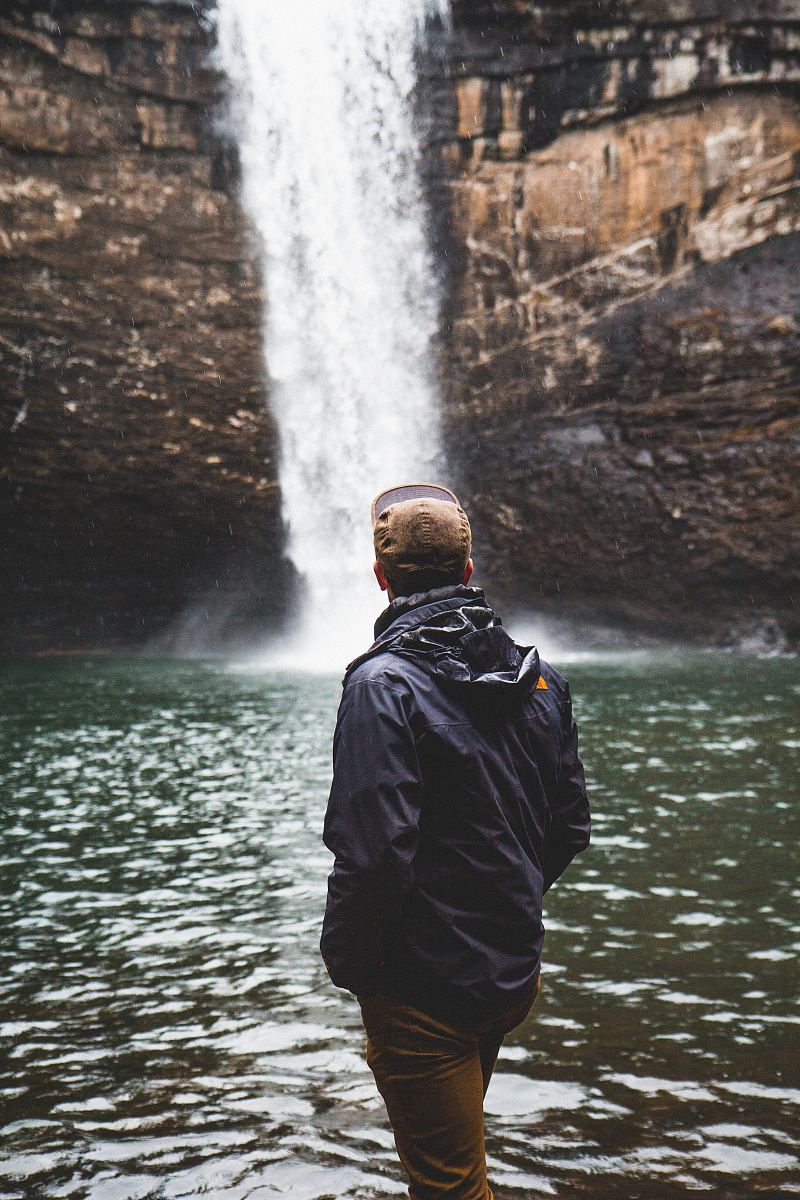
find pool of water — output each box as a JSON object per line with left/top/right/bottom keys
{"left": 1, "top": 652, "right": 798, "bottom": 1199}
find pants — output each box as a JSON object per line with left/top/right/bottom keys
{"left": 359, "top": 978, "right": 540, "bottom": 1200}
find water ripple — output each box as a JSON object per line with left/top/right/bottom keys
{"left": 1, "top": 654, "right": 798, "bottom": 1198}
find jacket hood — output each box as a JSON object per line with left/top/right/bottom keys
{"left": 346, "top": 585, "right": 541, "bottom": 699}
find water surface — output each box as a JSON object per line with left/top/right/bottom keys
{"left": 1, "top": 653, "right": 798, "bottom": 1198}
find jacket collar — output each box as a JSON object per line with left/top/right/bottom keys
{"left": 373, "top": 585, "right": 486, "bottom": 639}
{"left": 343, "top": 586, "right": 488, "bottom": 681}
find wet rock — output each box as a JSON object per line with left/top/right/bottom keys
{"left": 1, "top": 0, "right": 799, "bottom": 651}
{"left": 431, "top": 0, "right": 800, "bottom": 646}
{"left": 0, "top": 2, "right": 292, "bottom": 653}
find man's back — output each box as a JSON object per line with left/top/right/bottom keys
{"left": 321, "top": 584, "right": 590, "bottom": 1021}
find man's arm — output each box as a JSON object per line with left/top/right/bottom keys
{"left": 543, "top": 683, "right": 590, "bottom": 893}
{"left": 321, "top": 678, "right": 423, "bottom": 995}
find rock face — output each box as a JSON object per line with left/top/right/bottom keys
{"left": 1, "top": 0, "right": 798, "bottom": 651}
{"left": 0, "top": 1, "right": 290, "bottom": 653}
{"left": 433, "top": 1, "right": 800, "bottom": 645}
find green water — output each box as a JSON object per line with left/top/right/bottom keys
{"left": 1, "top": 653, "right": 798, "bottom": 1199}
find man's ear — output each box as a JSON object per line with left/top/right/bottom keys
{"left": 463, "top": 558, "right": 474, "bottom": 585}
{"left": 373, "top": 561, "right": 389, "bottom": 592}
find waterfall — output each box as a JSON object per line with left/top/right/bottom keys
{"left": 214, "top": 0, "right": 447, "bottom": 668}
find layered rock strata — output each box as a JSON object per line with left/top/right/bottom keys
{"left": 434, "top": 1, "right": 800, "bottom": 644}
{"left": 0, "top": 1, "right": 287, "bottom": 653}
{"left": 1, "top": 0, "right": 798, "bottom": 651}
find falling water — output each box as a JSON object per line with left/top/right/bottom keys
{"left": 214, "top": 0, "right": 447, "bottom": 668}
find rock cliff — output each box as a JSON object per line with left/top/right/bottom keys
{"left": 0, "top": 0, "right": 289, "bottom": 653}
{"left": 433, "top": 0, "right": 800, "bottom": 645}
{"left": 1, "top": 0, "right": 798, "bottom": 651}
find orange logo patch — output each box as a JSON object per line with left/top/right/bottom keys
{"left": 535, "top": 675, "right": 548, "bottom": 690}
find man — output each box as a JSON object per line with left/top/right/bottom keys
{"left": 321, "top": 483, "right": 590, "bottom": 1200}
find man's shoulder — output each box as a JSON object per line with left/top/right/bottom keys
{"left": 337, "top": 652, "right": 425, "bottom": 730}
{"left": 343, "top": 650, "right": 420, "bottom": 696}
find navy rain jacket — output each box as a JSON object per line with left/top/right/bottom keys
{"left": 320, "top": 584, "right": 590, "bottom": 1021}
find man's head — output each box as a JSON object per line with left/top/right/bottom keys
{"left": 371, "top": 483, "right": 474, "bottom": 599}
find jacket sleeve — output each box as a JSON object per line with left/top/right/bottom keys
{"left": 543, "top": 683, "right": 591, "bottom": 893}
{"left": 320, "top": 678, "right": 423, "bottom": 996}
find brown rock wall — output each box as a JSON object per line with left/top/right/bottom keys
{"left": 447, "top": 92, "right": 800, "bottom": 369}
{"left": 1, "top": 0, "right": 798, "bottom": 651}
{"left": 434, "top": 2, "right": 800, "bottom": 645}
{"left": 0, "top": 2, "right": 288, "bottom": 653}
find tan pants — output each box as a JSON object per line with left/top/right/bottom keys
{"left": 359, "top": 979, "right": 539, "bottom": 1200}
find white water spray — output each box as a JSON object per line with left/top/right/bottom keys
{"left": 214, "top": 0, "right": 446, "bottom": 668}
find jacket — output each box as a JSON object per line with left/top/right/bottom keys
{"left": 320, "top": 584, "right": 590, "bottom": 1021}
